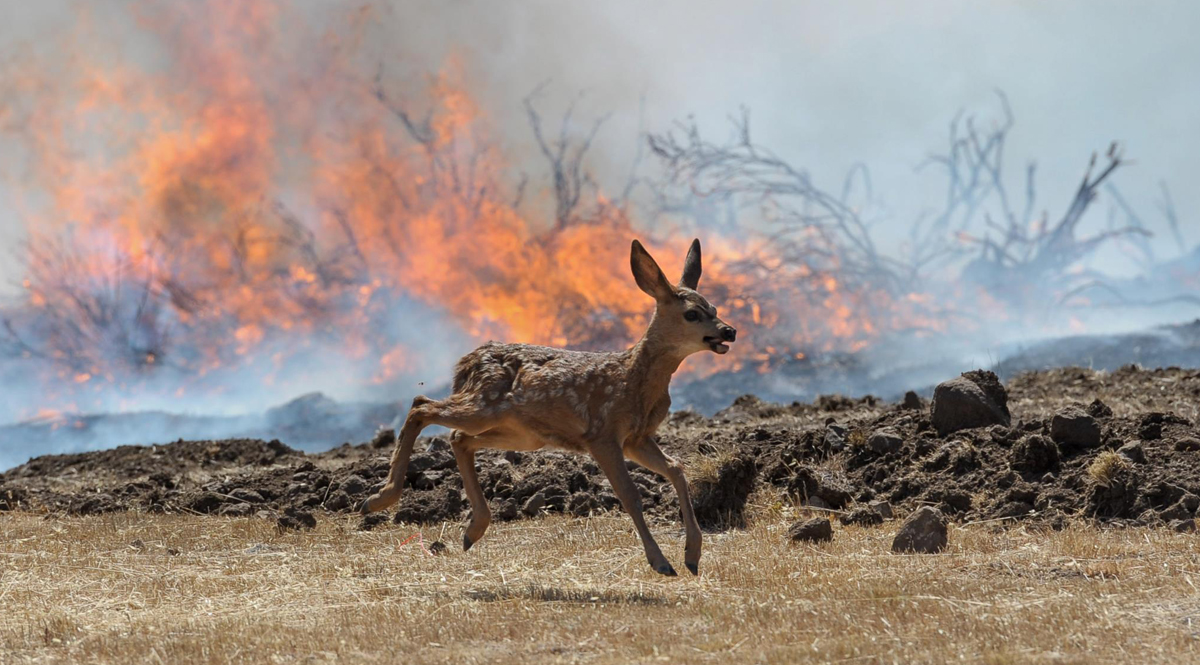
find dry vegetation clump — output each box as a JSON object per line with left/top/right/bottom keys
{"left": 1089, "top": 450, "right": 1132, "bottom": 485}
{"left": 1, "top": 509, "right": 1199, "bottom": 665}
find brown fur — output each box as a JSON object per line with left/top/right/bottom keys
{"left": 362, "top": 238, "right": 737, "bottom": 576}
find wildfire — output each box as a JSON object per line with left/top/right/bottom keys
{"left": 0, "top": 0, "right": 943, "bottom": 419}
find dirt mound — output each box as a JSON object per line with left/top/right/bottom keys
{"left": 2, "top": 366, "right": 1198, "bottom": 530}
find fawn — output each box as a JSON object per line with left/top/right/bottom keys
{"left": 361, "top": 239, "right": 737, "bottom": 575}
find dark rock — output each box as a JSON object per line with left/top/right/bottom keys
{"left": 277, "top": 507, "right": 317, "bottom": 531}
{"left": 902, "top": 391, "right": 922, "bottom": 410}
{"left": 839, "top": 507, "right": 884, "bottom": 527}
{"left": 869, "top": 500, "right": 894, "bottom": 519}
{"left": 219, "top": 503, "right": 254, "bottom": 517}
{"left": 867, "top": 428, "right": 904, "bottom": 454}
{"left": 358, "top": 513, "right": 389, "bottom": 531}
{"left": 1050, "top": 407, "right": 1102, "bottom": 448}
{"left": 186, "top": 492, "right": 225, "bottom": 514}
{"left": 393, "top": 485, "right": 462, "bottom": 524}
{"left": 413, "top": 470, "right": 445, "bottom": 491}
{"left": 1171, "top": 519, "right": 1196, "bottom": 533}
{"left": 229, "top": 488, "right": 264, "bottom": 503}
{"left": 787, "top": 517, "right": 833, "bottom": 543}
{"left": 1117, "top": 441, "right": 1146, "bottom": 464}
{"left": 892, "top": 506, "right": 948, "bottom": 553}
{"left": 786, "top": 465, "right": 853, "bottom": 509}
{"left": 1175, "top": 437, "right": 1200, "bottom": 452}
{"left": 930, "top": 370, "right": 1011, "bottom": 436}
{"left": 522, "top": 491, "right": 546, "bottom": 516}
{"left": 370, "top": 428, "right": 396, "bottom": 449}
{"left": 324, "top": 491, "right": 351, "bottom": 511}
{"left": 339, "top": 475, "right": 368, "bottom": 496}
{"left": 568, "top": 492, "right": 598, "bottom": 516}
{"left": 1087, "top": 399, "right": 1113, "bottom": 419}
{"left": 494, "top": 499, "right": 519, "bottom": 521}
{"left": 1139, "top": 414, "right": 1164, "bottom": 441}
{"left": 1010, "top": 434, "right": 1060, "bottom": 473}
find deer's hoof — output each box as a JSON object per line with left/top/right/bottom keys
{"left": 685, "top": 562, "right": 698, "bottom": 576}
{"left": 358, "top": 497, "right": 374, "bottom": 515}
{"left": 463, "top": 533, "right": 474, "bottom": 551}
{"left": 654, "top": 563, "right": 678, "bottom": 577}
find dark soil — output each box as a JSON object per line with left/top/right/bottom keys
{"left": 2, "top": 366, "right": 1198, "bottom": 531}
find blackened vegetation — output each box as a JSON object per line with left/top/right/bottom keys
{"left": 2, "top": 366, "right": 1199, "bottom": 531}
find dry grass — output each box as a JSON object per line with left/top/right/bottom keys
{"left": 1, "top": 509, "right": 1198, "bottom": 664}
{"left": 1088, "top": 450, "right": 1131, "bottom": 484}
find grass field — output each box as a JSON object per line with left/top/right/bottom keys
{"left": 2, "top": 509, "right": 1198, "bottom": 664}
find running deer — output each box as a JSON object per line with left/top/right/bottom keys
{"left": 361, "top": 239, "right": 737, "bottom": 576}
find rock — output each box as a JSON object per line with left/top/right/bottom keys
{"left": 1181, "top": 493, "right": 1200, "bottom": 513}
{"left": 1050, "top": 407, "right": 1102, "bottom": 448}
{"left": 277, "top": 507, "right": 317, "bottom": 531}
{"left": 902, "top": 391, "right": 922, "bottom": 410}
{"left": 428, "top": 541, "right": 448, "bottom": 555}
{"left": 339, "top": 475, "right": 368, "bottom": 496}
{"left": 1175, "top": 438, "right": 1200, "bottom": 452}
{"left": 787, "top": 517, "right": 833, "bottom": 543}
{"left": 786, "top": 465, "right": 854, "bottom": 509}
{"left": 891, "top": 507, "right": 948, "bottom": 554}
{"left": 186, "top": 491, "right": 225, "bottom": 514}
{"left": 323, "top": 491, "right": 351, "bottom": 511}
{"left": 494, "top": 499, "right": 520, "bottom": 521}
{"left": 229, "top": 488, "right": 264, "bottom": 503}
{"left": 522, "top": 491, "right": 546, "bottom": 516}
{"left": 1086, "top": 398, "right": 1113, "bottom": 419}
{"left": 357, "top": 513, "right": 389, "bottom": 531}
{"left": 805, "top": 495, "right": 831, "bottom": 510}
{"left": 930, "top": 370, "right": 1011, "bottom": 436}
{"left": 370, "top": 428, "right": 396, "bottom": 449}
{"left": 413, "top": 470, "right": 445, "bottom": 491}
{"left": 568, "top": 492, "right": 598, "bottom": 516}
{"left": 867, "top": 428, "right": 904, "bottom": 454}
{"left": 824, "top": 428, "right": 846, "bottom": 451}
{"left": 1161, "top": 497, "right": 1197, "bottom": 522}
{"left": 1117, "top": 441, "right": 1146, "bottom": 464}
{"left": 1139, "top": 414, "right": 1164, "bottom": 441}
{"left": 1010, "top": 434, "right": 1060, "bottom": 473}
{"left": 839, "top": 507, "right": 884, "bottom": 527}
{"left": 1171, "top": 519, "right": 1196, "bottom": 533}
{"left": 869, "top": 500, "right": 894, "bottom": 519}
{"left": 219, "top": 503, "right": 254, "bottom": 517}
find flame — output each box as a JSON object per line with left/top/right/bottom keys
{"left": 0, "top": 1, "right": 946, "bottom": 417}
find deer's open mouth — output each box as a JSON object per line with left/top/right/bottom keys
{"left": 703, "top": 336, "right": 730, "bottom": 354}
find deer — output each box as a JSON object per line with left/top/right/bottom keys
{"left": 361, "top": 238, "right": 737, "bottom": 576}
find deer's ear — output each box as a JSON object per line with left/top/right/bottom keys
{"left": 630, "top": 240, "right": 674, "bottom": 301}
{"left": 679, "top": 238, "right": 702, "bottom": 290}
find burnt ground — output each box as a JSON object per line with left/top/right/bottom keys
{"left": 2, "top": 365, "right": 1198, "bottom": 532}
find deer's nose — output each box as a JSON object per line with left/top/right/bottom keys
{"left": 719, "top": 325, "right": 737, "bottom": 342}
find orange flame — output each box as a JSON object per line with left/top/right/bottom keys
{"left": 0, "top": 1, "right": 946, "bottom": 417}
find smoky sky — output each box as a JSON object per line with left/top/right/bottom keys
{"left": 1, "top": 0, "right": 1198, "bottom": 293}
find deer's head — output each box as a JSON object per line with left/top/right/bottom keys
{"left": 630, "top": 238, "right": 737, "bottom": 356}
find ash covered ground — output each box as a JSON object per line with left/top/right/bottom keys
{"left": 2, "top": 366, "right": 1198, "bottom": 532}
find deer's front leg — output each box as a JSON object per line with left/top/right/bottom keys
{"left": 626, "top": 437, "right": 702, "bottom": 575}
{"left": 590, "top": 442, "right": 675, "bottom": 576}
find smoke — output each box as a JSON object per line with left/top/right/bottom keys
{"left": 0, "top": 0, "right": 1197, "bottom": 446}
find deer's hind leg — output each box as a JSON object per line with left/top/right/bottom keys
{"left": 452, "top": 427, "right": 541, "bottom": 551}
{"left": 361, "top": 394, "right": 505, "bottom": 514}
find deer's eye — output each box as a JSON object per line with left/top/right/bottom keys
{"left": 684, "top": 310, "right": 700, "bottom": 322}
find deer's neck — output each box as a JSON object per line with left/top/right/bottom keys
{"left": 628, "top": 313, "right": 687, "bottom": 402}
